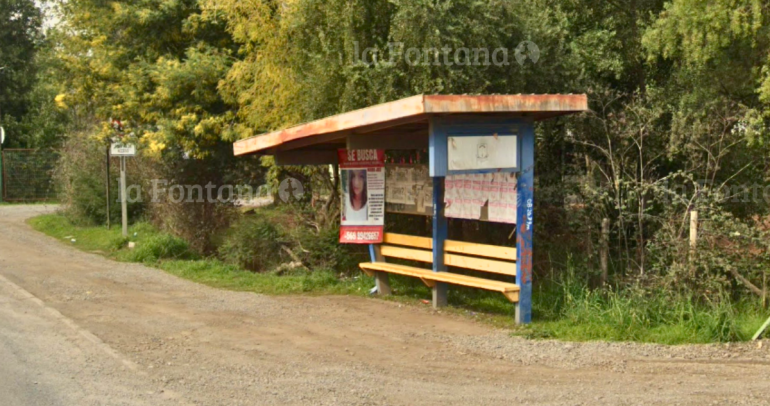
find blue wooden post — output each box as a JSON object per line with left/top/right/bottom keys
{"left": 515, "top": 121, "right": 535, "bottom": 324}
{"left": 429, "top": 119, "right": 449, "bottom": 307}
{"left": 431, "top": 176, "right": 448, "bottom": 307}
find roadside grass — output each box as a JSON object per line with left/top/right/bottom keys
{"left": 28, "top": 213, "right": 374, "bottom": 296}
{"left": 0, "top": 200, "right": 58, "bottom": 205}
{"left": 28, "top": 213, "right": 768, "bottom": 344}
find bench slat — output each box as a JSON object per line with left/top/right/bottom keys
{"left": 360, "top": 262, "right": 519, "bottom": 291}
{"left": 379, "top": 245, "right": 434, "bottom": 263}
{"left": 360, "top": 262, "right": 434, "bottom": 278}
{"left": 444, "top": 253, "right": 517, "bottom": 276}
{"left": 360, "top": 262, "right": 519, "bottom": 302}
{"left": 383, "top": 233, "right": 432, "bottom": 249}
{"left": 378, "top": 245, "right": 517, "bottom": 276}
{"left": 384, "top": 233, "right": 516, "bottom": 261}
{"left": 446, "top": 240, "right": 516, "bottom": 261}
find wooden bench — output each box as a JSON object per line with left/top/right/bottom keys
{"left": 359, "top": 233, "right": 520, "bottom": 302}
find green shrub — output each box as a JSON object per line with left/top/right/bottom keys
{"left": 145, "top": 143, "right": 245, "bottom": 255}
{"left": 121, "top": 233, "right": 195, "bottom": 263}
{"left": 218, "top": 206, "right": 368, "bottom": 274}
{"left": 292, "top": 225, "right": 368, "bottom": 275}
{"left": 108, "top": 235, "right": 130, "bottom": 251}
{"left": 218, "top": 216, "right": 286, "bottom": 272}
{"left": 55, "top": 135, "right": 146, "bottom": 225}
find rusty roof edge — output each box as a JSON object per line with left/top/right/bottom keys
{"left": 234, "top": 94, "right": 588, "bottom": 156}
{"left": 423, "top": 94, "right": 588, "bottom": 113}
{"left": 234, "top": 94, "right": 426, "bottom": 156}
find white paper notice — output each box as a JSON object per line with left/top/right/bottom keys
{"left": 485, "top": 173, "right": 517, "bottom": 224}
{"left": 447, "top": 135, "right": 518, "bottom": 171}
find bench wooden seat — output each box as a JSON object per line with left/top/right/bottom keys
{"left": 360, "top": 261, "right": 520, "bottom": 302}
{"left": 359, "top": 233, "right": 520, "bottom": 303}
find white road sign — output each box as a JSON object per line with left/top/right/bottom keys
{"left": 110, "top": 143, "right": 137, "bottom": 157}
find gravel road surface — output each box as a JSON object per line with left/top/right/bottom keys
{"left": 1, "top": 204, "right": 769, "bottom": 405}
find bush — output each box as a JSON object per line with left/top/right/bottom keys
{"left": 218, "top": 216, "right": 287, "bottom": 272}
{"left": 144, "top": 142, "right": 251, "bottom": 255}
{"left": 121, "top": 233, "right": 195, "bottom": 263}
{"left": 58, "top": 137, "right": 261, "bottom": 254}
{"left": 218, "top": 205, "right": 369, "bottom": 274}
{"left": 55, "top": 135, "right": 146, "bottom": 225}
{"left": 292, "top": 224, "right": 368, "bottom": 274}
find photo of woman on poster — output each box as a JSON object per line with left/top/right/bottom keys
{"left": 343, "top": 169, "right": 368, "bottom": 223}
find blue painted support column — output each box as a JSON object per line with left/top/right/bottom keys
{"left": 429, "top": 117, "right": 449, "bottom": 307}
{"left": 432, "top": 176, "right": 448, "bottom": 307}
{"left": 515, "top": 121, "right": 535, "bottom": 324}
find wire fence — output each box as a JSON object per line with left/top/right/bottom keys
{"left": 2, "top": 149, "right": 58, "bottom": 202}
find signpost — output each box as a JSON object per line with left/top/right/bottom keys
{"left": 106, "top": 145, "right": 111, "bottom": 229}
{"left": 110, "top": 141, "right": 136, "bottom": 237}
{"left": 0, "top": 126, "right": 4, "bottom": 203}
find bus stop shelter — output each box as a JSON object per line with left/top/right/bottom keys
{"left": 233, "top": 94, "right": 588, "bottom": 323}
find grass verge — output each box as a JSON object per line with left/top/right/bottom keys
{"left": 28, "top": 213, "right": 374, "bottom": 296}
{"left": 1, "top": 200, "right": 58, "bottom": 205}
{"left": 28, "top": 213, "right": 768, "bottom": 344}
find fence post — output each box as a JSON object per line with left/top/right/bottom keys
{"left": 689, "top": 210, "right": 698, "bottom": 274}
{"left": 689, "top": 210, "right": 698, "bottom": 251}
{"left": 600, "top": 218, "right": 609, "bottom": 286}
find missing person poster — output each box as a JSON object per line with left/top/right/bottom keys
{"left": 339, "top": 149, "right": 385, "bottom": 244}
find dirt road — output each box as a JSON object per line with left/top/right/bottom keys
{"left": 1, "top": 205, "right": 769, "bottom": 405}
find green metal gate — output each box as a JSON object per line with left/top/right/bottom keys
{"left": 1, "top": 149, "right": 58, "bottom": 202}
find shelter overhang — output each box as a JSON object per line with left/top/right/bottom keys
{"left": 233, "top": 94, "right": 589, "bottom": 158}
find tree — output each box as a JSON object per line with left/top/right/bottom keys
{"left": 52, "top": 0, "right": 237, "bottom": 157}
{"left": 0, "top": 0, "right": 42, "bottom": 147}
{"left": 644, "top": 0, "right": 770, "bottom": 143}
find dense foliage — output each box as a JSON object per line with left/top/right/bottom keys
{"left": 0, "top": 0, "right": 42, "bottom": 147}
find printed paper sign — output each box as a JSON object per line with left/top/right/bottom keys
{"left": 339, "top": 149, "right": 385, "bottom": 244}
{"left": 110, "top": 143, "right": 137, "bottom": 157}
{"left": 444, "top": 172, "right": 517, "bottom": 223}
{"left": 447, "top": 135, "right": 517, "bottom": 171}
{"left": 384, "top": 163, "right": 433, "bottom": 216}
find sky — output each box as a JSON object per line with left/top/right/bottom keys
{"left": 35, "top": 0, "right": 61, "bottom": 30}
